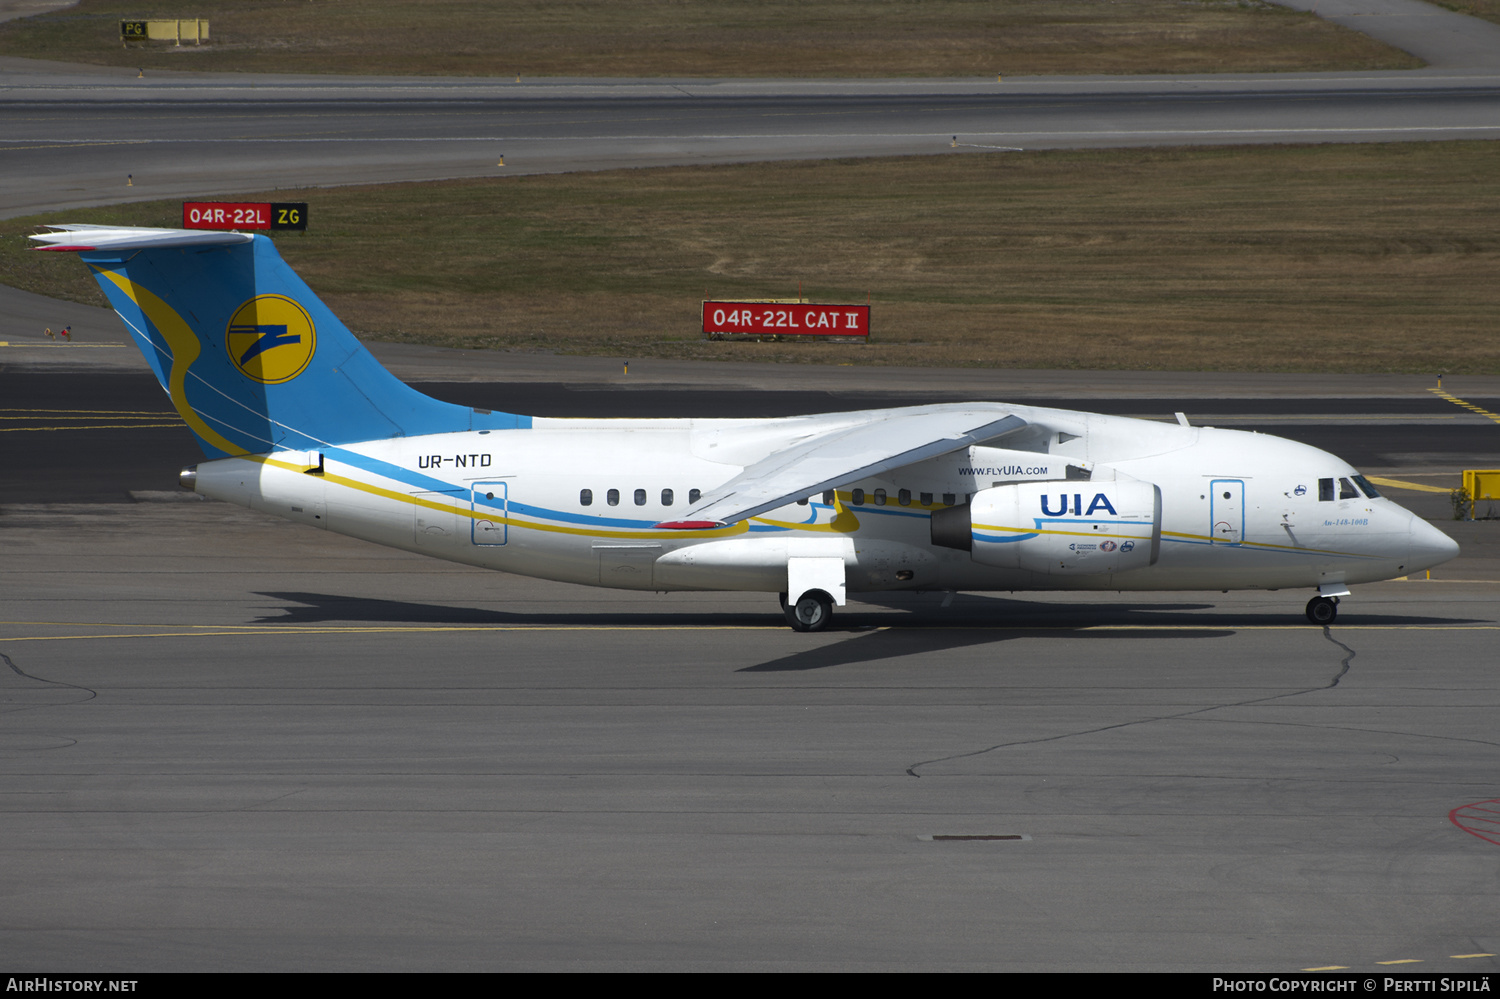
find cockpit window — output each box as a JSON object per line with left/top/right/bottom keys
{"left": 1318, "top": 478, "right": 1334, "bottom": 502}
{"left": 1339, "top": 477, "right": 1358, "bottom": 499}
{"left": 1351, "top": 474, "right": 1381, "bottom": 499}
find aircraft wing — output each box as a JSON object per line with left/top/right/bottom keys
{"left": 660, "top": 410, "right": 1028, "bottom": 527}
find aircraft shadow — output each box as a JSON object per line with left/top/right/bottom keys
{"left": 253, "top": 589, "right": 1481, "bottom": 632}
{"left": 250, "top": 591, "right": 774, "bottom": 628}
{"left": 737, "top": 624, "right": 1227, "bottom": 672}
{"left": 851, "top": 591, "right": 1483, "bottom": 629}
{"left": 251, "top": 590, "right": 1480, "bottom": 674}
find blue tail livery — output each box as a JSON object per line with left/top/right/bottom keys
{"left": 32, "top": 224, "right": 527, "bottom": 458}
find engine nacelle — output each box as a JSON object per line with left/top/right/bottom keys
{"left": 932, "top": 480, "right": 1161, "bottom": 575}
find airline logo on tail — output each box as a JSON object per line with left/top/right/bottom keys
{"left": 226, "top": 295, "right": 316, "bottom": 383}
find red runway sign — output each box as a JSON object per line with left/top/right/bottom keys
{"left": 183, "top": 202, "right": 308, "bottom": 231}
{"left": 702, "top": 301, "right": 869, "bottom": 338}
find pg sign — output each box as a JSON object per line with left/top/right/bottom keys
{"left": 183, "top": 202, "right": 309, "bottom": 232}
{"left": 703, "top": 301, "right": 870, "bottom": 339}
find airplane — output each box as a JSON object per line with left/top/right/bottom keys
{"left": 30, "top": 223, "right": 1459, "bottom": 631}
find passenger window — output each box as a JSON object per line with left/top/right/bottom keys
{"left": 661, "top": 488, "right": 673, "bottom": 506}
{"left": 689, "top": 488, "right": 701, "bottom": 504}
{"left": 852, "top": 488, "right": 866, "bottom": 506}
{"left": 607, "top": 488, "right": 620, "bottom": 506}
{"left": 920, "top": 492, "right": 933, "bottom": 506}
{"left": 797, "top": 497, "right": 808, "bottom": 506}
{"left": 634, "top": 488, "right": 647, "bottom": 506}
{"left": 1352, "top": 474, "right": 1381, "bottom": 499}
{"left": 942, "top": 493, "right": 956, "bottom": 506}
{"left": 898, "top": 489, "right": 911, "bottom": 506}
{"left": 1318, "top": 478, "right": 1334, "bottom": 502}
{"left": 874, "top": 488, "right": 887, "bottom": 506}
{"left": 580, "top": 489, "right": 593, "bottom": 506}
{"left": 823, "top": 490, "right": 834, "bottom": 505}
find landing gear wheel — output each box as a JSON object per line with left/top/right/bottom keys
{"left": 1306, "top": 595, "right": 1338, "bottom": 625}
{"left": 784, "top": 590, "right": 833, "bottom": 632}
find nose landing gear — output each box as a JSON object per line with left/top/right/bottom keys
{"left": 1305, "top": 595, "right": 1339, "bottom": 625}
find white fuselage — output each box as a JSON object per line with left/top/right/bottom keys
{"left": 189, "top": 403, "right": 1456, "bottom": 596}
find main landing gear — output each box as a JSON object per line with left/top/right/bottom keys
{"left": 1305, "top": 595, "right": 1339, "bottom": 625}
{"left": 780, "top": 590, "right": 833, "bottom": 632}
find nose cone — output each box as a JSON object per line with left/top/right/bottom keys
{"left": 1409, "top": 515, "right": 1460, "bottom": 572}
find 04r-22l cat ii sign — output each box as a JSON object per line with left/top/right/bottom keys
{"left": 31, "top": 224, "right": 1458, "bottom": 631}
{"left": 703, "top": 300, "right": 870, "bottom": 338}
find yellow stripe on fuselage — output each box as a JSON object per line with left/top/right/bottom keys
{"left": 1159, "top": 529, "right": 1375, "bottom": 559}
{"left": 259, "top": 455, "right": 751, "bottom": 540}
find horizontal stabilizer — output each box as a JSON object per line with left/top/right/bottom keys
{"left": 30, "top": 225, "right": 254, "bottom": 252}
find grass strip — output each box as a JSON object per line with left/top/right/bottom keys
{"left": 7, "top": 142, "right": 1500, "bottom": 374}
{"left": 1432, "top": 2, "right": 1500, "bottom": 27}
{"left": 0, "top": 0, "right": 1420, "bottom": 78}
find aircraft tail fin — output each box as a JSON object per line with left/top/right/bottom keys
{"left": 30, "top": 225, "right": 527, "bottom": 458}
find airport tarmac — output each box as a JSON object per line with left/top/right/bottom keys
{"left": 3, "top": 344, "right": 1499, "bottom": 971}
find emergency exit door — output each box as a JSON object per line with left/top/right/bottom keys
{"left": 1210, "top": 479, "right": 1244, "bottom": 545}
{"left": 471, "top": 481, "right": 508, "bottom": 546}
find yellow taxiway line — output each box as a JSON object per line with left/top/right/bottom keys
{"left": 4, "top": 621, "right": 1500, "bottom": 645}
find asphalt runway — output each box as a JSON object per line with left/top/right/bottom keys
{"left": 8, "top": 0, "right": 1500, "bottom": 220}
{"left": 4, "top": 0, "right": 1500, "bottom": 973}
{"left": 7, "top": 80, "right": 1500, "bottom": 219}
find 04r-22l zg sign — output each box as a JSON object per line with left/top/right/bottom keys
{"left": 702, "top": 301, "right": 869, "bottom": 338}
{"left": 182, "top": 202, "right": 308, "bottom": 232}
